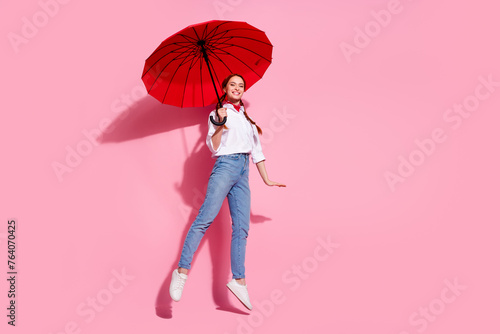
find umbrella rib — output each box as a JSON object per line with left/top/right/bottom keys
{"left": 207, "top": 30, "right": 273, "bottom": 48}
{"left": 201, "top": 23, "right": 272, "bottom": 51}
{"left": 144, "top": 48, "right": 186, "bottom": 75}
{"left": 144, "top": 33, "right": 199, "bottom": 76}
{"left": 153, "top": 46, "right": 199, "bottom": 100}
{"left": 212, "top": 35, "right": 273, "bottom": 48}
{"left": 210, "top": 41, "right": 273, "bottom": 63}
{"left": 176, "top": 32, "right": 201, "bottom": 45}
{"left": 143, "top": 43, "right": 198, "bottom": 77}
{"left": 147, "top": 40, "right": 199, "bottom": 78}
{"left": 145, "top": 41, "right": 194, "bottom": 62}
{"left": 162, "top": 51, "right": 201, "bottom": 105}
{"left": 190, "top": 26, "right": 203, "bottom": 43}
{"left": 207, "top": 53, "right": 234, "bottom": 76}
{"left": 201, "top": 23, "right": 209, "bottom": 42}
{"left": 211, "top": 36, "right": 272, "bottom": 50}
{"left": 144, "top": 46, "right": 199, "bottom": 94}
{"left": 204, "top": 50, "right": 234, "bottom": 80}
{"left": 202, "top": 21, "right": 232, "bottom": 41}
{"left": 205, "top": 25, "right": 262, "bottom": 42}
{"left": 179, "top": 52, "right": 202, "bottom": 107}
{"left": 208, "top": 48, "right": 264, "bottom": 79}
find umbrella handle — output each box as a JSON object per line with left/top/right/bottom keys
{"left": 210, "top": 115, "right": 227, "bottom": 126}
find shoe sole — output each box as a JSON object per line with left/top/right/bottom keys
{"left": 226, "top": 284, "right": 252, "bottom": 310}
{"left": 169, "top": 289, "right": 181, "bottom": 302}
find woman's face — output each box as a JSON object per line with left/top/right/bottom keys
{"left": 223, "top": 76, "right": 245, "bottom": 104}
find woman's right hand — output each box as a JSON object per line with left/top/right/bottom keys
{"left": 216, "top": 107, "right": 227, "bottom": 123}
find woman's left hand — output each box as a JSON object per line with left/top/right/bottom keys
{"left": 256, "top": 161, "right": 286, "bottom": 187}
{"left": 264, "top": 179, "right": 286, "bottom": 187}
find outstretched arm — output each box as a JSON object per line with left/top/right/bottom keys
{"left": 256, "top": 160, "right": 286, "bottom": 187}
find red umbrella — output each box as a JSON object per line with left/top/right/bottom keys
{"left": 141, "top": 20, "right": 273, "bottom": 125}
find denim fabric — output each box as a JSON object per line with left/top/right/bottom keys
{"left": 178, "top": 153, "right": 251, "bottom": 279}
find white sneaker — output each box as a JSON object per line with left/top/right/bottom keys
{"left": 226, "top": 279, "right": 253, "bottom": 310}
{"left": 169, "top": 269, "right": 188, "bottom": 301}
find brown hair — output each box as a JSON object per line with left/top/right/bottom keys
{"left": 219, "top": 74, "right": 263, "bottom": 135}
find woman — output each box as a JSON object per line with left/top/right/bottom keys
{"left": 169, "top": 73, "right": 285, "bottom": 310}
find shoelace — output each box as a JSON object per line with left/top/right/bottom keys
{"left": 233, "top": 283, "right": 249, "bottom": 302}
{"left": 175, "top": 275, "right": 186, "bottom": 291}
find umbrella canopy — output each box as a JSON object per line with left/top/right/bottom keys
{"left": 141, "top": 20, "right": 273, "bottom": 109}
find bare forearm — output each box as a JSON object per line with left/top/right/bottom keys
{"left": 256, "top": 160, "right": 270, "bottom": 183}
{"left": 256, "top": 161, "right": 286, "bottom": 187}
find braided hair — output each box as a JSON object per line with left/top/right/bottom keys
{"left": 218, "top": 74, "right": 263, "bottom": 135}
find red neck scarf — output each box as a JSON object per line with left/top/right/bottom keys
{"left": 225, "top": 100, "right": 242, "bottom": 112}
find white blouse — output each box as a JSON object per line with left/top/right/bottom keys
{"left": 206, "top": 102, "right": 265, "bottom": 164}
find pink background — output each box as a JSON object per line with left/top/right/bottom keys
{"left": 2, "top": 0, "right": 499, "bottom": 333}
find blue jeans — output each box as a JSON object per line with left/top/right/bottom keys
{"left": 178, "top": 153, "right": 251, "bottom": 279}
